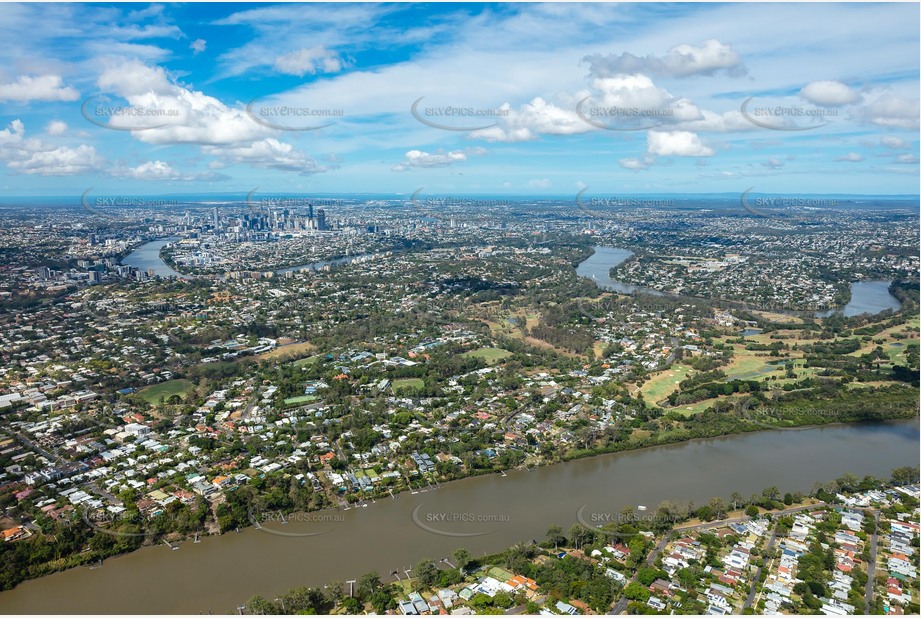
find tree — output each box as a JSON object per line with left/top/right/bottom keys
{"left": 438, "top": 568, "right": 463, "bottom": 587}
{"left": 282, "top": 586, "right": 328, "bottom": 614}
{"left": 696, "top": 505, "right": 714, "bottom": 522}
{"left": 708, "top": 497, "right": 728, "bottom": 520}
{"left": 731, "top": 491, "right": 745, "bottom": 511}
{"left": 246, "top": 595, "right": 280, "bottom": 615}
{"left": 637, "top": 567, "right": 660, "bottom": 586}
{"left": 325, "top": 581, "right": 344, "bottom": 604}
{"left": 493, "top": 591, "right": 513, "bottom": 609}
{"left": 357, "top": 571, "right": 383, "bottom": 601}
{"left": 836, "top": 473, "right": 859, "bottom": 493}
{"left": 570, "top": 524, "right": 591, "bottom": 550}
{"left": 546, "top": 524, "right": 566, "bottom": 548}
{"left": 370, "top": 589, "right": 396, "bottom": 614}
{"left": 415, "top": 559, "right": 439, "bottom": 589}
{"left": 453, "top": 547, "right": 472, "bottom": 571}
{"left": 623, "top": 582, "right": 650, "bottom": 602}
{"left": 340, "top": 596, "right": 361, "bottom": 613}
{"left": 676, "top": 566, "right": 702, "bottom": 590}
{"left": 891, "top": 466, "right": 919, "bottom": 485}
{"left": 745, "top": 505, "right": 759, "bottom": 518}
{"left": 469, "top": 593, "right": 493, "bottom": 611}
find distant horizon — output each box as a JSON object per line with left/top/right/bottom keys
{"left": 1, "top": 191, "right": 919, "bottom": 201}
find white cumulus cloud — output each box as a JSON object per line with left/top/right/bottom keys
{"left": 46, "top": 120, "right": 68, "bottom": 136}
{"left": 835, "top": 152, "right": 864, "bottom": 162}
{"left": 647, "top": 130, "right": 713, "bottom": 157}
{"left": 274, "top": 47, "right": 344, "bottom": 76}
{"left": 392, "top": 148, "right": 484, "bottom": 171}
{"left": 862, "top": 95, "right": 920, "bottom": 130}
{"left": 619, "top": 157, "right": 652, "bottom": 171}
{"left": 203, "top": 138, "right": 330, "bottom": 175}
{"left": 799, "top": 81, "right": 861, "bottom": 106}
{"left": 586, "top": 39, "right": 746, "bottom": 78}
{"left": 0, "top": 120, "right": 101, "bottom": 176}
{"left": 0, "top": 74, "right": 79, "bottom": 103}
{"left": 114, "top": 160, "right": 226, "bottom": 181}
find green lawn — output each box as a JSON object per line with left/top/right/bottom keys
{"left": 670, "top": 398, "right": 714, "bottom": 416}
{"left": 462, "top": 347, "right": 513, "bottom": 365}
{"left": 292, "top": 354, "right": 322, "bottom": 367}
{"left": 640, "top": 364, "right": 693, "bottom": 403}
{"left": 724, "top": 357, "right": 785, "bottom": 381}
{"left": 392, "top": 378, "right": 425, "bottom": 394}
{"left": 885, "top": 342, "right": 910, "bottom": 365}
{"left": 488, "top": 566, "right": 515, "bottom": 581}
{"left": 283, "top": 394, "right": 318, "bottom": 406}
{"left": 138, "top": 379, "right": 193, "bottom": 405}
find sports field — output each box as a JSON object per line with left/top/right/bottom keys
{"left": 463, "top": 347, "right": 513, "bottom": 364}
{"left": 138, "top": 379, "right": 193, "bottom": 405}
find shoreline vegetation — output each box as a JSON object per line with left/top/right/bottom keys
{"left": 238, "top": 467, "right": 919, "bottom": 616}
{"left": 602, "top": 248, "right": 882, "bottom": 317}
{"left": 1, "top": 411, "right": 916, "bottom": 594}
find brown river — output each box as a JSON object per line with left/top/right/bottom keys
{"left": 1, "top": 420, "right": 917, "bottom": 614}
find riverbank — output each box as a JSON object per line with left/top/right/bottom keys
{"left": 577, "top": 245, "right": 904, "bottom": 317}
{"left": 1, "top": 419, "right": 917, "bottom": 614}
{"left": 245, "top": 469, "right": 920, "bottom": 618}
{"left": 119, "top": 237, "right": 187, "bottom": 279}
{"left": 1, "top": 374, "right": 916, "bottom": 596}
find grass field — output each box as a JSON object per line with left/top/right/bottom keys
{"left": 593, "top": 341, "right": 607, "bottom": 358}
{"left": 463, "top": 347, "right": 513, "bottom": 364}
{"left": 723, "top": 355, "right": 785, "bottom": 381}
{"left": 292, "top": 354, "right": 322, "bottom": 367}
{"left": 886, "top": 342, "right": 910, "bottom": 365}
{"left": 138, "top": 379, "right": 193, "bottom": 405}
{"left": 640, "top": 364, "right": 692, "bottom": 403}
{"left": 749, "top": 311, "right": 803, "bottom": 325}
{"left": 256, "top": 341, "right": 316, "bottom": 361}
{"left": 392, "top": 378, "right": 425, "bottom": 394}
{"left": 283, "top": 394, "right": 318, "bottom": 406}
{"left": 669, "top": 395, "right": 744, "bottom": 417}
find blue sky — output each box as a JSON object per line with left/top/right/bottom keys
{"left": 0, "top": 2, "right": 918, "bottom": 197}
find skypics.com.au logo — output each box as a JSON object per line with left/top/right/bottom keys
{"left": 576, "top": 99, "right": 674, "bottom": 131}
{"left": 740, "top": 187, "right": 837, "bottom": 222}
{"left": 81, "top": 96, "right": 182, "bottom": 131}
{"left": 411, "top": 504, "right": 510, "bottom": 537}
{"left": 575, "top": 504, "right": 675, "bottom": 539}
{"left": 410, "top": 187, "right": 512, "bottom": 221}
{"left": 81, "top": 188, "right": 179, "bottom": 221}
{"left": 246, "top": 97, "right": 343, "bottom": 131}
{"left": 740, "top": 98, "right": 837, "bottom": 131}
{"left": 245, "top": 187, "right": 345, "bottom": 213}
{"left": 410, "top": 97, "right": 508, "bottom": 132}
{"left": 576, "top": 187, "right": 675, "bottom": 220}
{"left": 248, "top": 507, "right": 345, "bottom": 538}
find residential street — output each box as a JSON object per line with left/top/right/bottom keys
{"left": 609, "top": 502, "right": 829, "bottom": 615}
{"left": 865, "top": 510, "right": 880, "bottom": 615}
